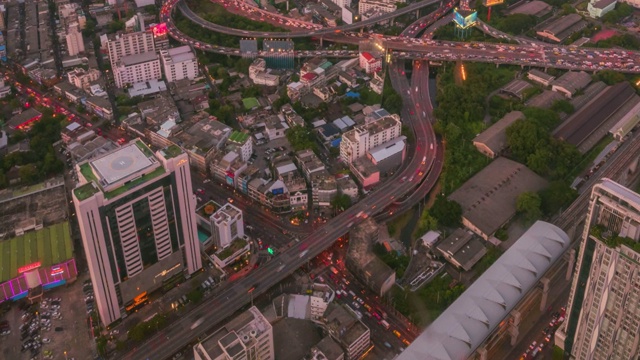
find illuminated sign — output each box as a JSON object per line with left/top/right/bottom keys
{"left": 151, "top": 23, "right": 168, "bottom": 38}
{"left": 483, "top": 0, "right": 504, "bottom": 6}
{"left": 453, "top": 9, "right": 478, "bottom": 29}
{"left": 50, "top": 266, "right": 65, "bottom": 276}
{"left": 177, "top": 159, "right": 188, "bottom": 166}
{"left": 154, "top": 263, "right": 181, "bottom": 279}
{"left": 18, "top": 261, "right": 42, "bottom": 274}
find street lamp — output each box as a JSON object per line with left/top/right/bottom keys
{"left": 64, "top": 351, "right": 68, "bottom": 360}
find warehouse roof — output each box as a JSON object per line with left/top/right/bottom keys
{"left": 554, "top": 82, "right": 636, "bottom": 146}
{"left": 398, "top": 221, "right": 570, "bottom": 360}
{"left": 473, "top": 111, "right": 524, "bottom": 156}
{"left": 448, "top": 157, "right": 548, "bottom": 238}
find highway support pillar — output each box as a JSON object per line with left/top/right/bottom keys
{"left": 416, "top": 9, "right": 419, "bottom": 18}
{"left": 539, "top": 277, "right": 551, "bottom": 312}
{"left": 566, "top": 248, "right": 576, "bottom": 281}
{"left": 319, "top": 36, "right": 323, "bottom": 48}
{"left": 477, "top": 346, "right": 488, "bottom": 360}
{"left": 509, "top": 310, "right": 521, "bottom": 347}
{"left": 390, "top": 18, "right": 394, "bottom": 26}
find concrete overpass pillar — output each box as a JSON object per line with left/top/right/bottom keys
{"left": 566, "top": 248, "right": 576, "bottom": 281}
{"left": 509, "top": 310, "right": 521, "bottom": 346}
{"left": 319, "top": 36, "right": 323, "bottom": 48}
{"left": 477, "top": 346, "right": 488, "bottom": 360}
{"left": 539, "top": 277, "right": 551, "bottom": 312}
{"left": 390, "top": 18, "right": 394, "bottom": 26}
{"left": 416, "top": 9, "right": 419, "bottom": 18}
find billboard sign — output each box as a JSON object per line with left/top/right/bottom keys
{"left": 272, "top": 188, "right": 284, "bottom": 195}
{"left": 453, "top": 10, "right": 478, "bottom": 29}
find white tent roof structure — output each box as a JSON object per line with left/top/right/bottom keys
{"left": 397, "top": 221, "right": 569, "bottom": 360}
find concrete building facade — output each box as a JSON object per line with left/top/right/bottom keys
{"left": 340, "top": 114, "right": 401, "bottom": 164}
{"left": 160, "top": 45, "right": 199, "bottom": 83}
{"left": 114, "top": 52, "right": 162, "bottom": 88}
{"left": 210, "top": 203, "right": 244, "bottom": 250}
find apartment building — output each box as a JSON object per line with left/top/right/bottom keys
{"left": 160, "top": 45, "right": 198, "bottom": 83}
{"left": 358, "top": 0, "right": 397, "bottom": 14}
{"left": 557, "top": 179, "right": 640, "bottom": 360}
{"left": 65, "top": 22, "right": 84, "bottom": 56}
{"left": 113, "top": 52, "right": 162, "bottom": 88}
{"left": 107, "top": 31, "right": 155, "bottom": 66}
{"left": 340, "top": 113, "right": 401, "bottom": 164}
{"left": 194, "top": 306, "right": 274, "bottom": 360}
{"left": 72, "top": 142, "right": 201, "bottom": 326}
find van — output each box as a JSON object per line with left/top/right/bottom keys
{"left": 348, "top": 290, "right": 356, "bottom": 298}
{"left": 208, "top": 276, "right": 215, "bottom": 284}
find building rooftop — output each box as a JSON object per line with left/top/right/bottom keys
{"left": 7, "top": 108, "right": 42, "bottom": 129}
{"left": 0, "top": 222, "right": 73, "bottom": 283}
{"left": 528, "top": 69, "right": 555, "bottom": 82}
{"left": 128, "top": 79, "right": 167, "bottom": 97}
{"left": 500, "top": 79, "right": 533, "bottom": 99}
{"left": 525, "top": 90, "right": 565, "bottom": 109}
{"left": 228, "top": 131, "right": 250, "bottom": 145}
{"left": 313, "top": 336, "right": 344, "bottom": 360}
{"left": 448, "top": 157, "right": 548, "bottom": 237}
{"left": 273, "top": 317, "right": 324, "bottom": 360}
{"left": 173, "top": 116, "right": 231, "bottom": 152}
{"left": 473, "top": 111, "right": 524, "bottom": 156}
{"left": 592, "top": 0, "right": 617, "bottom": 9}
{"left": 399, "top": 221, "right": 569, "bottom": 360}
{"left": 551, "top": 71, "right": 592, "bottom": 95}
{"left": 509, "top": 0, "right": 552, "bottom": 17}
{"left": 369, "top": 136, "right": 406, "bottom": 163}
{"left": 197, "top": 306, "right": 272, "bottom": 360}
{"left": 89, "top": 141, "right": 156, "bottom": 187}
{"left": 541, "top": 13, "right": 583, "bottom": 36}
{"left": 554, "top": 82, "right": 636, "bottom": 147}
{"left": 437, "top": 228, "right": 487, "bottom": 271}
{"left": 162, "top": 45, "right": 195, "bottom": 63}
{"left": 120, "top": 51, "right": 158, "bottom": 66}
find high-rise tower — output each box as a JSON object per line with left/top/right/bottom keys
{"left": 72, "top": 140, "right": 201, "bottom": 325}
{"left": 557, "top": 178, "right": 640, "bottom": 360}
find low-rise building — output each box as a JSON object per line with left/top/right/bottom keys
{"left": 536, "top": 13, "right": 587, "bottom": 43}
{"left": 527, "top": 69, "right": 555, "bottom": 87}
{"left": 67, "top": 68, "right": 100, "bottom": 91}
{"left": 322, "top": 304, "right": 371, "bottom": 360}
{"left": 340, "top": 113, "right": 401, "bottom": 164}
{"left": 551, "top": 71, "right": 592, "bottom": 98}
{"left": 473, "top": 111, "right": 524, "bottom": 158}
{"left": 448, "top": 157, "right": 548, "bottom": 240}
{"left": 436, "top": 228, "right": 487, "bottom": 271}
{"left": 587, "top": 0, "right": 617, "bottom": 18}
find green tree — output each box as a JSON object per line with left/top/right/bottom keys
{"left": 516, "top": 192, "right": 542, "bottom": 223}
{"left": 592, "top": 70, "right": 627, "bottom": 85}
{"left": 18, "top": 164, "right": 38, "bottom": 184}
{"left": 539, "top": 181, "right": 578, "bottom": 216}
{"left": 331, "top": 193, "right": 352, "bottom": 212}
{"left": 550, "top": 99, "right": 574, "bottom": 114}
{"left": 430, "top": 195, "right": 462, "bottom": 228}
{"left": 561, "top": 4, "right": 576, "bottom": 15}
{"left": 286, "top": 126, "right": 317, "bottom": 151}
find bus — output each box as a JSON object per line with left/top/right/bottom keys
{"left": 380, "top": 320, "right": 390, "bottom": 330}
{"left": 125, "top": 292, "right": 148, "bottom": 313}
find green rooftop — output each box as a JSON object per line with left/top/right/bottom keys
{"left": 74, "top": 183, "right": 99, "bottom": 201}
{"left": 0, "top": 222, "right": 73, "bottom": 283}
{"left": 162, "top": 145, "right": 183, "bottom": 159}
{"left": 135, "top": 140, "right": 155, "bottom": 157}
{"left": 229, "top": 131, "right": 249, "bottom": 144}
{"left": 216, "top": 238, "right": 248, "bottom": 261}
{"left": 79, "top": 163, "right": 98, "bottom": 183}
{"left": 242, "top": 97, "right": 260, "bottom": 110}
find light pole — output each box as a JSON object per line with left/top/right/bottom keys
{"left": 64, "top": 351, "right": 68, "bottom": 360}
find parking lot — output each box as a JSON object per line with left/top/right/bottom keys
{"left": 0, "top": 272, "right": 95, "bottom": 360}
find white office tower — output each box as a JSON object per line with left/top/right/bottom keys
{"left": 106, "top": 31, "right": 155, "bottom": 66}
{"left": 65, "top": 22, "right": 84, "bottom": 56}
{"left": 72, "top": 141, "right": 201, "bottom": 326}
{"left": 160, "top": 46, "right": 199, "bottom": 83}
{"left": 211, "top": 203, "right": 244, "bottom": 250}
{"left": 556, "top": 179, "right": 640, "bottom": 360}
{"left": 193, "top": 306, "right": 275, "bottom": 360}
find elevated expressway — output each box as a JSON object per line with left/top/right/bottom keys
{"left": 165, "top": 0, "right": 640, "bottom": 73}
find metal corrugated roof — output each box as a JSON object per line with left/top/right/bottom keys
{"left": 398, "top": 221, "right": 569, "bottom": 360}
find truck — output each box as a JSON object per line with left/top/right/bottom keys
{"left": 380, "top": 320, "right": 390, "bottom": 330}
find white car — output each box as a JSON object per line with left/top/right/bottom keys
{"left": 42, "top": 338, "right": 51, "bottom": 343}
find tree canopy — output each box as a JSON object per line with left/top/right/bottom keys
{"left": 430, "top": 195, "right": 462, "bottom": 228}
{"left": 286, "top": 126, "right": 317, "bottom": 151}
{"left": 516, "top": 192, "right": 543, "bottom": 223}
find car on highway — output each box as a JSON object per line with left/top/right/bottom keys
{"left": 299, "top": 250, "right": 309, "bottom": 258}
